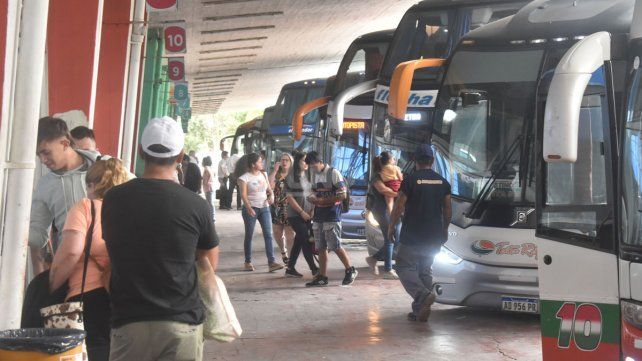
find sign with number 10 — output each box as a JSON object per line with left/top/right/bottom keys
{"left": 146, "top": 0, "right": 177, "bottom": 12}
{"left": 164, "top": 25, "right": 186, "bottom": 54}
{"left": 168, "top": 58, "right": 185, "bottom": 81}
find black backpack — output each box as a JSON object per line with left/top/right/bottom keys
{"left": 327, "top": 167, "right": 350, "bottom": 213}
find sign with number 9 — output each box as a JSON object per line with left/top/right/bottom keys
{"left": 164, "top": 25, "right": 186, "bottom": 53}
{"left": 146, "top": 0, "right": 177, "bottom": 12}
{"left": 168, "top": 58, "right": 185, "bottom": 81}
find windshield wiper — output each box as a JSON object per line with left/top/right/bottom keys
{"left": 465, "top": 135, "right": 523, "bottom": 219}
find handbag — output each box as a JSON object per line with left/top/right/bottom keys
{"left": 215, "top": 189, "right": 222, "bottom": 199}
{"left": 39, "top": 200, "right": 96, "bottom": 330}
{"left": 197, "top": 258, "right": 242, "bottom": 342}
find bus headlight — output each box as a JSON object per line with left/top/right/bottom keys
{"left": 435, "top": 246, "right": 463, "bottom": 265}
{"left": 365, "top": 211, "right": 379, "bottom": 227}
{"left": 623, "top": 300, "right": 642, "bottom": 329}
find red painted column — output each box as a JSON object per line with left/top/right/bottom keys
{"left": 46, "top": 0, "right": 102, "bottom": 123}
{"left": 94, "top": 0, "right": 133, "bottom": 156}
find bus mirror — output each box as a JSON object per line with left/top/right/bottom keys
{"left": 460, "top": 90, "right": 486, "bottom": 107}
{"left": 291, "top": 97, "right": 330, "bottom": 141}
{"left": 388, "top": 58, "right": 445, "bottom": 121}
{"left": 543, "top": 32, "right": 611, "bottom": 163}
{"left": 329, "top": 79, "right": 377, "bottom": 138}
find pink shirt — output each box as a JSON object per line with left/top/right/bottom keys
{"left": 202, "top": 166, "right": 213, "bottom": 193}
{"left": 63, "top": 198, "right": 110, "bottom": 299}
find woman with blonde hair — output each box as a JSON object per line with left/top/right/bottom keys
{"left": 49, "top": 157, "right": 130, "bottom": 361}
{"left": 269, "top": 152, "right": 295, "bottom": 264}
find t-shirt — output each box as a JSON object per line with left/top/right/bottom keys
{"left": 102, "top": 178, "right": 219, "bottom": 328}
{"left": 380, "top": 164, "right": 401, "bottom": 182}
{"left": 239, "top": 172, "right": 269, "bottom": 208}
{"left": 399, "top": 168, "right": 451, "bottom": 246}
{"left": 285, "top": 171, "right": 314, "bottom": 218}
{"left": 309, "top": 166, "right": 347, "bottom": 222}
{"left": 63, "top": 198, "right": 110, "bottom": 300}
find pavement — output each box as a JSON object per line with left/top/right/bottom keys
{"left": 205, "top": 209, "right": 542, "bottom": 361}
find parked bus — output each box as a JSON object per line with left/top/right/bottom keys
{"left": 388, "top": 0, "right": 633, "bottom": 316}
{"left": 536, "top": 0, "right": 642, "bottom": 358}
{"left": 292, "top": 30, "right": 394, "bottom": 238}
{"left": 265, "top": 78, "right": 326, "bottom": 172}
{"left": 364, "top": 0, "right": 527, "bottom": 273}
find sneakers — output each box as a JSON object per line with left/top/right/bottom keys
{"left": 285, "top": 268, "right": 303, "bottom": 278}
{"left": 342, "top": 266, "right": 358, "bottom": 286}
{"left": 305, "top": 275, "right": 329, "bottom": 287}
{"left": 383, "top": 269, "right": 399, "bottom": 280}
{"left": 365, "top": 256, "right": 379, "bottom": 275}
{"left": 269, "top": 262, "right": 284, "bottom": 272}
{"left": 407, "top": 312, "right": 418, "bottom": 322}
{"left": 244, "top": 262, "right": 254, "bottom": 271}
{"left": 418, "top": 292, "right": 437, "bottom": 322}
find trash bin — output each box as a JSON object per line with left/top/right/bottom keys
{"left": 0, "top": 328, "right": 85, "bottom": 361}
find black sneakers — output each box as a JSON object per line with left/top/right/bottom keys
{"left": 305, "top": 275, "right": 329, "bottom": 287}
{"left": 342, "top": 266, "right": 358, "bottom": 286}
{"left": 285, "top": 268, "right": 303, "bottom": 278}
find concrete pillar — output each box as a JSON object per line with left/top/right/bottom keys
{"left": 46, "top": 0, "right": 104, "bottom": 125}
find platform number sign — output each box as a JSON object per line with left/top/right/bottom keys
{"left": 555, "top": 303, "right": 602, "bottom": 351}
{"left": 164, "top": 25, "right": 186, "bottom": 54}
{"left": 146, "top": 0, "right": 177, "bottom": 12}
{"left": 168, "top": 58, "right": 185, "bottom": 81}
{"left": 173, "top": 82, "right": 188, "bottom": 101}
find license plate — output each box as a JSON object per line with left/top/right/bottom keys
{"left": 501, "top": 296, "right": 539, "bottom": 313}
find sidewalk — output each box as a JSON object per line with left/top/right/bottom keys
{"left": 206, "top": 209, "right": 541, "bottom": 361}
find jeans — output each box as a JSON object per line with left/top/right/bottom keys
{"left": 218, "top": 177, "right": 228, "bottom": 209}
{"left": 205, "top": 191, "right": 215, "bottom": 221}
{"left": 242, "top": 206, "right": 276, "bottom": 264}
{"left": 287, "top": 216, "right": 318, "bottom": 272}
{"left": 394, "top": 243, "right": 440, "bottom": 315}
{"left": 228, "top": 176, "right": 242, "bottom": 209}
{"left": 371, "top": 205, "right": 400, "bottom": 271}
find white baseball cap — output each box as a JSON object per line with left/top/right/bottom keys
{"left": 140, "top": 116, "right": 184, "bottom": 158}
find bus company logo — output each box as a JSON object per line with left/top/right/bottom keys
{"left": 471, "top": 240, "right": 538, "bottom": 259}
{"left": 471, "top": 240, "right": 495, "bottom": 255}
{"left": 374, "top": 85, "right": 438, "bottom": 108}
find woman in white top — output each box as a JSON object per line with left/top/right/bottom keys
{"left": 237, "top": 152, "right": 284, "bottom": 272}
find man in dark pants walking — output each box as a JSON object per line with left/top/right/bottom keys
{"left": 388, "top": 144, "right": 452, "bottom": 322}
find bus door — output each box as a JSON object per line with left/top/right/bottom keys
{"left": 537, "top": 33, "right": 620, "bottom": 360}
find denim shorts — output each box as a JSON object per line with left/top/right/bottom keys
{"left": 313, "top": 222, "right": 342, "bottom": 251}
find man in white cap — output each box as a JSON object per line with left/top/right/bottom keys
{"left": 102, "top": 116, "right": 219, "bottom": 361}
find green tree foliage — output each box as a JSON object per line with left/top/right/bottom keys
{"left": 184, "top": 109, "right": 263, "bottom": 153}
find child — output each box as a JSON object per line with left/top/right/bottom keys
{"left": 376, "top": 151, "right": 403, "bottom": 214}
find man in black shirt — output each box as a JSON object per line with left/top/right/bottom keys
{"left": 388, "top": 144, "right": 451, "bottom": 323}
{"left": 103, "top": 116, "right": 219, "bottom": 361}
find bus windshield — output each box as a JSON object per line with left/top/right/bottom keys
{"left": 623, "top": 68, "right": 642, "bottom": 246}
{"left": 432, "top": 49, "right": 543, "bottom": 204}
{"left": 329, "top": 122, "right": 370, "bottom": 190}
{"left": 380, "top": 4, "right": 525, "bottom": 80}
{"left": 334, "top": 41, "right": 389, "bottom": 95}
{"left": 273, "top": 86, "right": 325, "bottom": 125}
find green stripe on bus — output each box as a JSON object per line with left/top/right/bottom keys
{"left": 540, "top": 299, "right": 620, "bottom": 345}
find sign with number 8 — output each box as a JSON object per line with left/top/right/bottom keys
{"left": 556, "top": 302, "right": 602, "bottom": 351}
{"left": 168, "top": 58, "right": 185, "bottom": 81}
{"left": 164, "top": 25, "right": 186, "bottom": 54}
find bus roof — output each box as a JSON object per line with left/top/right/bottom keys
{"left": 464, "top": 0, "right": 633, "bottom": 42}
{"left": 411, "top": 0, "right": 529, "bottom": 12}
{"left": 352, "top": 29, "right": 395, "bottom": 45}
{"left": 280, "top": 78, "right": 327, "bottom": 90}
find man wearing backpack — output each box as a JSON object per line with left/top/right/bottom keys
{"left": 304, "top": 151, "right": 358, "bottom": 287}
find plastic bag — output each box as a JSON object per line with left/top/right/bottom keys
{"left": 0, "top": 328, "right": 85, "bottom": 354}
{"left": 197, "top": 259, "right": 242, "bottom": 342}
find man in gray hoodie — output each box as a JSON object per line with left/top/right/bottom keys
{"left": 29, "top": 117, "right": 100, "bottom": 274}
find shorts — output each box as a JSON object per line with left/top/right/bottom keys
{"left": 384, "top": 179, "right": 401, "bottom": 192}
{"left": 313, "top": 222, "right": 342, "bottom": 251}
